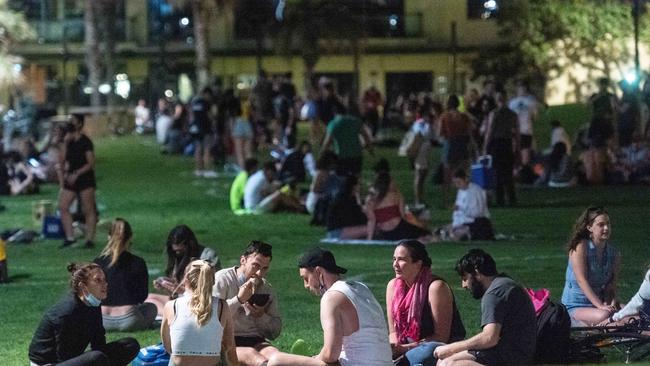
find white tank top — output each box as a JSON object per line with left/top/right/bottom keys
{"left": 327, "top": 281, "right": 393, "bottom": 366}
{"left": 170, "top": 296, "right": 223, "bottom": 356}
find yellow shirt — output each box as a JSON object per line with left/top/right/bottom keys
{"left": 0, "top": 239, "right": 6, "bottom": 261}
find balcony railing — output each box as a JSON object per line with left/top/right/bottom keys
{"left": 29, "top": 19, "right": 126, "bottom": 44}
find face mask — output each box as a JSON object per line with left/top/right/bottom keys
{"left": 84, "top": 292, "right": 102, "bottom": 307}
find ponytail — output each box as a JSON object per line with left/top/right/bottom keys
{"left": 185, "top": 260, "right": 215, "bottom": 326}
{"left": 100, "top": 218, "right": 132, "bottom": 267}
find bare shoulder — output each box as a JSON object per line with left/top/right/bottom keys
{"left": 429, "top": 279, "right": 452, "bottom": 297}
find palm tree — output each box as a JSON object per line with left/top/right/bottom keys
{"left": 170, "top": 0, "right": 233, "bottom": 89}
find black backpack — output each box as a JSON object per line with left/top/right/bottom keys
{"left": 535, "top": 300, "right": 571, "bottom": 364}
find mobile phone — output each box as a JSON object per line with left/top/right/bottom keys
{"left": 248, "top": 293, "right": 270, "bottom": 307}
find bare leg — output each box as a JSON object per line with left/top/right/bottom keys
{"left": 437, "top": 350, "right": 477, "bottom": 366}
{"left": 79, "top": 188, "right": 97, "bottom": 242}
{"left": 414, "top": 168, "right": 428, "bottom": 205}
{"left": 571, "top": 307, "right": 611, "bottom": 326}
{"left": 267, "top": 352, "right": 329, "bottom": 366}
{"left": 58, "top": 189, "right": 77, "bottom": 240}
{"left": 145, "top": 293, "right": 170, "bottom": 317}
{"left": 244, "top": 138, "right": 253, "bottom": 160}
{"left": 234, "top": 138, "right": 245, "bottom": 169}
{"left": 194, "top": 142, "right": 204, "bottom": 172}
{"left": 340, "top": 226, "right": 368, "bottom": 239}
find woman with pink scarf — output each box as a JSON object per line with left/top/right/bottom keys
{"left": 386, "top": 240, "right": 465, "bottom": 366}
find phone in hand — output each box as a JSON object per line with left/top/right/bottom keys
{"left": 248, "top": 293, "right": 270, "bottom": 307}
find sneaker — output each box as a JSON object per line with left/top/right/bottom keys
{"left": 193, "top": 170, "right": 204, "bottom": 177}
{"left": 60, "top": 239, "right": 76, "bottom": 249}
{"left": 202, "top": 170, "right": 218, "bottom": 178}
{"left": 83, "top": 240, "right": 95, "bottom": 249}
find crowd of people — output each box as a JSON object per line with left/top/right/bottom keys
{"left": 28, "top": 204, "right": 650, "bottom": 366}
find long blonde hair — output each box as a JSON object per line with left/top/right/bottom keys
{"left": 185, "top": 260, "right": 215, "bottom": 326}
{"left": 100, "top": 218, "right": 133, "bottom": 267}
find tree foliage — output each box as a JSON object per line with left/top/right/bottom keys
{"left": 0, "top": 0, "right": 34, "bottom": 89}
{"left": 472, "top": 0, "right": 650, "bottom": 87}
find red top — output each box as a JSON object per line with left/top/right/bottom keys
{"left": 373, "top": 205, "right": 401, "bottom": 224}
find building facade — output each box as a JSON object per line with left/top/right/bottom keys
{"left": 13, "top": 0, "right": 502, "bottom": 108}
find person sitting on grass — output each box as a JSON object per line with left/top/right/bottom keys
{"left": 244, "top": 161, "right": 303, "bottom": 214}
{"left": 29, "top": 263, "right": 140, "bottom": 366}
{"left": 600, "top": 266, "right": 650, "bottom": 326}
{"left": 436, "top": 169, "right": 493, "bottom": 241}
{"left": 146, "top": 225, "right": 221, "bottom": 316}
{"left": 230, "top": 158, "right": 259, "bottom": 214}
{"left": 434, "top": 249, "right": 536, "bottom": 366}
{"left": 325, "top": 175, "right": 368, "bottom": 240}
{"left": 267, "top": 247, "right": 392, "bottom": 366}
{"left": 561, "top": 206, "right": 621, "bottom": 326}
{"left": 161, "top": 260, "right": 239, "bottom": 366}
{"left": 3, "top": 150, "right": 38, "bottom": 195}
{"left": 366, "top": 171, "right": 433, "bottom": 243}
{"left": 213, "top": 240, "right": 281, "bottom": 366}
{"left": 538, "top": 142, "right": 575, "bottom": 187}
{"left": 306, "top": 151, "right": 337, "bottom": 215}
{"left": 387, "top": 240, "right": 465, "bottom": 366}
{"left": 93, "top": 218, "right": 157, "bottom": 331}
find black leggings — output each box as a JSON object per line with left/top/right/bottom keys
{"left": 53, "top": 338, "right": 139, "bottom": 366}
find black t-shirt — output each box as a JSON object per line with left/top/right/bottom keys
{"left": 326, "top": 197, "right": 367, "bottom": 231}
{"left": 190, "top": 97, "right": 212, "bottom": 135}
{"left": 94, "top": 252, "right": 149, "bottom": 306}
{"left": 479, "top": 276, "right": 536, "bottom": 365}
{"left": 65, "top": 134, "right": 93, "bottom": 174}
{"left": 29, "top": 293, "right": 106, "bottom": 364}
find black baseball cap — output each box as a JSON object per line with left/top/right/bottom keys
{"left": 298, "top": 247, "right": 347, "bottom": 274}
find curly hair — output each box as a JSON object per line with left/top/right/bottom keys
{"left": 67, "top": 262, "right": 101, "bottom": 295}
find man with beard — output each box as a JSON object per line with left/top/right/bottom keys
{"left": 434, "top": 249, "right": 536, "bottom": 366}
{"left": 267, "top": 247, "right": 392, "bottom": 366}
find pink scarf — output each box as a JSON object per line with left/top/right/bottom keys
{"left": 391, "top": 267, "right": 434, "bottom": 343}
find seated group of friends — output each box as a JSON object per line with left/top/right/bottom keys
{"left": 232, "top": 153, "right": 494, "bottom": 244}
{"left": 28, "top": 205, "right": 650, "bottom": 366}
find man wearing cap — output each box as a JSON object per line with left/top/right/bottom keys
{"left": 267, "top": 247, "right": 392, "bottom": 366}
{"left": 213, "top": 241, "right": 282, "bottom": 366}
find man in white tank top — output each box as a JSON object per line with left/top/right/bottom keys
{"left": 267, "top": 248, "right": 392, "bottom": 366}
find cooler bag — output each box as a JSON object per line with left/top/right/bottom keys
{"left": 42, "top": 215, "right": 65, "bottom": 239}
{"left": 131, "top": 343, "right": 170, "bottom": 366}
{"left": 471, "top": 155, "right": 496, "bottom": 189}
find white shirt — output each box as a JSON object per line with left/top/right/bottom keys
{"left": 551, "top": 127, "right": 572, "bottom": 155}
{"left": 509, "top": 95, "right": 538, "bottom": 136}
{"left": 452, "top": 182, "right": 490, "bottom": 227}
{"left": 134, "top": 105, "right": 150, "bottom": 127}
{"left": 613, "top": 269, "right": 650, "bottom": 321}
{"left": 326, "top": 281, "right": 392, "bottom": 366}
{"left": 244, "top": 170, "right": 270, "bottom": 209}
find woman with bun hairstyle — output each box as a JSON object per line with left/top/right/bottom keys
{"left": 161, "top": 260, "right": 239, "bottom": 366}
{"left": 561, "top": 206, "right": 621, "bottom": 326}
{"left": 94, "top": 218, "right": 157, "bottom": 331}
{"left": 29, "top": 263, "right": 139, "bottom": 366}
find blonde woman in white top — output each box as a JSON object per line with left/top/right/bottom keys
{"left": 161, "top": 260, "right": 239, "bottom": 366}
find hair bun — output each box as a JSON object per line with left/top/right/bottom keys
{"left": 67, "top": 263, "right": 78, "bottom": 273}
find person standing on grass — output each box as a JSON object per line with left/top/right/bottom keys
{"left": 434, "top": 249, "right": 536, "bottom": 366}
{"left": 561, "top": 206, "right": 621, "bottom": 326}
{"left": 93, "top": 218, "right": 157, "bottom": 331}
{"left": 213, "top": 240, "right": 282, "bottom": 366}
{"left": 321, "top": 101, "right": 373, "bottom": 177}
{"left": 161, "top": 260, "right": 239, "bottom": 366}
{"left": 267, "top": 248, "right": 392, "bottom": 366}
{"left": 483, "top": 91, "right": 519, "bottom": 207}
{"left": 387, "top": 240, "right": 465, "bottom": 366}
{"left": 190, "top": 87, "right": 216, "bottom": 178}
{"left": 58, "top": 115, "right": 97, "bottom": 249}
{"left": 508, "top": 82, "right": 539, "bottom": 170}
{"left": 29, "top": 263, "right": 140, "bottom": 366}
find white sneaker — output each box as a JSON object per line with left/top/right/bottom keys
{"left": 193, "top": 170, "right": 204, "bottom": 177}
{"left": 202, "top": 170, "right": 218, "bottom": 178}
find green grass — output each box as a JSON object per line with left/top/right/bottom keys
{"left": 1, "top": 105, "right": 648, "bottom": 365}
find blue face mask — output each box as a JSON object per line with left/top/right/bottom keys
{"left": 84, "top": 292, "right": 102, "bottom": 307}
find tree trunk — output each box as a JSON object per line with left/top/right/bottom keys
{"left": 84, "top": 0, "right": 102, "bottom": 108}
{"left": 192, "top": 0, "right": 210, "bottom": 89}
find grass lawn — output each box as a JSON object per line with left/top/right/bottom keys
{"left": 1, "top": 104, "right": 648, "bottom": 365}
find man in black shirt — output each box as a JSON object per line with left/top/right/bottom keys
{"left": 435, "top": 249, "right": 536, "bottom": 366}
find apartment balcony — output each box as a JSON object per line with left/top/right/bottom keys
{"left": 28, "top": 19, "right": 126, "bottom": 44}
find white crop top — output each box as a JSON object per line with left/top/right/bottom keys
{"left": 170, "top": 296, "right": 223, "bottom": 356}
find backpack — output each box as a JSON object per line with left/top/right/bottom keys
{"left": 131, "top": 343, "right": 169, "bottom": 366}
{"left": 534, "top": 299, "right": 571, "bottom": 364}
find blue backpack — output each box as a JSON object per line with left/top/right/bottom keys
{"left": 131, "top": 343, "right": 169, "bottom": 366}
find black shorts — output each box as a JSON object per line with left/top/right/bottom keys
{"left": 64, "top": 173, "right": 96, "bottom": 193}
{"left": 469, "top": 348, "right": 504, "bottom": 366}
{"left": 234, "top": 336, "right": 267, "bottom": 348}
{"left": 377, "top": 219, "right": 431, "bottom": 241}
{"left": 520, "top": 134, "right": 533, "bottom": 149}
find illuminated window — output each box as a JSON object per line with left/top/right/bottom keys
{"left": 467, "top": 0, "right": 499, "bottom": 20}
